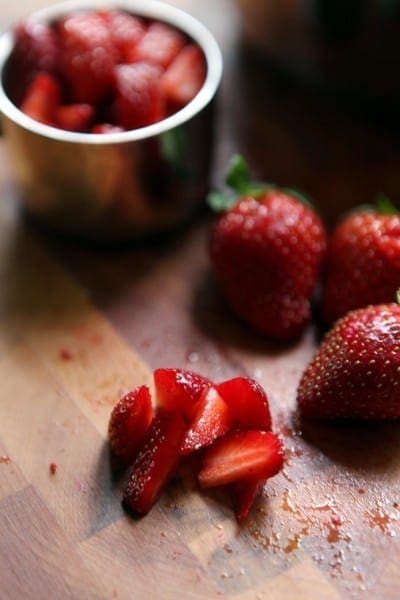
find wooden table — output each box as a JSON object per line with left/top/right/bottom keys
{"left": 1, "top": 2, "right": 400, "bottom": 599}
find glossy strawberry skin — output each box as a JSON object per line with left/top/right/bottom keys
{"left": 230, "top": 479, "right": 264, "bottom": 522}
{"left": 20, "top": 72, "right": 61, "bottom": 125}
{"left": 210, "top": 192, "right": 327, "bottom": 340}
{"left": 113, "top": 62, "right": 165, "bottom": 129}
{"left": 297, "top": 303, "right": 400, "bottom": 420}
{"left": 154, "top": 368, "right": 211, "bottom": 421}
{"left": 56, "top": 103, "right": 94, "bottom": 132}
{"left": 198, "top": 430, "right": 284, "bottom": 488}
{"left": 322, "top": 210, "right": 400, "bottom": 325}
{"left": 217, "top": 377, "right": 272, "bottom": 430}
{"left": 123, "top": 409, "right": 186, "bottom": 515}
{"left": 161, "top": 44, "right": 206, "bottom": 112}
{"left": 180, "top": 386, "right": 232, "bottom": 455}
{"left": 98, "top": 9, "right": 145, "bottom": 62}
{"left": 58, "top": 12, "right": 117, "bottom": 103}
{"left": 126, "top": 22, "right": 185, "bottom": 69}
{"left": 108, "top": 386, "right": 154, "bottom": 464}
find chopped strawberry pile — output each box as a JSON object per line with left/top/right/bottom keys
{"left": 7, "top": 9, "right": 207, "bottom": 133}
{"left": 109, "top": 368, "right": 284, "bottom": 520}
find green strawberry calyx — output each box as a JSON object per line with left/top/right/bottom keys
{"left": 207, "top": 154, "right": 311, "bottom": 212}
{"left": 375, "top": 193, "right": 399, "bottom": 215}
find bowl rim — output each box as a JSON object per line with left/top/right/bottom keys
{"left": 0, "top": 0, "right": 223, "bottom": 145}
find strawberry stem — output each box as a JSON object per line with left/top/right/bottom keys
{"left": 375, "top": 193, "right": 398, "bottom": 215}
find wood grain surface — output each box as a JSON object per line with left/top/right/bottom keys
{"left": 1, "top": 2, "right": 400, "bottom": 599}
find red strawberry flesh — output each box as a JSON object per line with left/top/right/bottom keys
{"left": 230, "top": 478, "right": 264, "bottom": 522}
{"left": 217, "top": 377, "right": 272, "bottom": 430}
{"left": 154, "top": 368, "right": 211, "bottom": 421}
{"left": 180, "top": 386, "right": 232, "bottom": 455}
{"left": 126, "top": 22, "right": 185, "bottom": 69}
{"left": 123, "top": 409, "right": 186, "bottom": 515}
{"left": 198, "top": 430, "right": 284, "bottom": 488}
{"left": 20, "top": 72, "right": 60, "bottom": 125}
{"left": 161, "top": 44, "right": 206, "bottom": 111}
{"left": 108, "top": 385, "right": 153, "bottom": 464}
{"left": 56, "top": 103, "right": 94, "bottom": 132}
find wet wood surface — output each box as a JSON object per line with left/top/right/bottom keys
{"left": 1, "top": 1, "right": 400, "bottom": 599}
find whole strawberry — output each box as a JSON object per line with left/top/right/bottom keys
{"left": 209, "top": 156, "right": 327, "bottom": 340}
{"left": 297, "top": 301, "right": 400, "bottom": 419}
{"left": 322, "top": 197, "right": 400, "bottom": 325}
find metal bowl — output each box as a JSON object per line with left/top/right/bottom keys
{"left": 0, "top": 0, "right": 223, "bottom": 242}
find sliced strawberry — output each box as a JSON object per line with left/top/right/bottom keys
{"left": 230, "top": 479, "right": 264, "bottom": 522}
{"left": 198, "top": 430, "right": 284, "bottom": 489}
{"left": 126, "top": 22, "right": 185, "bottom": 69}
{"left": 56, "top": 103, "right": 94, "bottom": 132}
{"left": 180, "top": 386, "right": 232, "bottom": 455}
{"left": 113, "top": 62, "right": 165, "bottom": 129}
{"left": 123, "top": 409, "right": 186, "bottom": 515}
{"left": 91, "top": 123, "right": 125, "bottom": 134}
{"left": 161, "top": 44, "right": 206, "bottom": 112}
{"left": 58, "top": 12, "right": 117, "bottom": 103}
{"left": 20, "top": 72, "right": 60, "bottom": 125}
{"left": 154, "top": 368, "right": 211, "bottom": 421}
{"left": 217, "top": 377, "right": 272, "bottom": 430}
{"left": 99, "top": 9, "right": 145, "bottom": 62}
{"left": 108, "top": 385, "right": 153, "bottom": 464}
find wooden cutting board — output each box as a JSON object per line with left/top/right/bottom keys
{"left": 0, "top": 136, "right": 399, "bottom": 600}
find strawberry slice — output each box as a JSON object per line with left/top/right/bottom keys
{"left": 56, "top": 104, "right": 94, "bottom": 132}
{"left": 198, "top": 430, "right": 284, "bottom": 488}
{"left": 126, "top": 22, "right": 185, "bottom": 69}
{"left": 161, "top": 44, "right": 206, "bottom": 111}
{"left": 217, "top": 377, "right": 272, "bottom": 430}
{"left": 58, "top": 12, "right": 117, "bottom": 103}
{"left": 113, "top": 62, "right": 165, "bottom": 129}
{"left": 91, "top": 124, "right": 125, "bottom": 134}
{"left": 108, "top": 385, "right": 154, "bottom": 464}
{"left": 154, "top": 368, "right": 211, "bottom": 421}
{"left": 20, "top": 72, "right": 60, "bottom": 125}
{"left": 99, "top": 9, "right": 145, "bottom": 62}
{"left": 230, "top": 479, "right": 264, "bottom": 522}
{"left": 180, "top": 386, "right": 232, "bottom": 455}
{"left": 123, "top": 409, "right": 186, "bottom": 515}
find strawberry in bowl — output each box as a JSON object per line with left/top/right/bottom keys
{"left": 0, "top": 1, "right": 222, "bottom": 241}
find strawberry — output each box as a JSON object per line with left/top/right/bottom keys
{"left": 20, "top": 72, "right": 61, "bottom": 125}
{"left": 209, "top": 155, "right": 327, "bottom": 340}
{"left": 98, "top": 9, "right": 145, "bottom": 62}
{"left": 297, "top": 302, "right": 400, "bottom": 419}
{"left": 154, "top": 368, "right": 211, "bottom": 421}
{"left": 91, "top": 124, "right": 125, "bottom": 134}
{"left": 113, "top": 62, "right": 165, "bottom": 129}
{"left": 217, "top": 377, "right": 272, "bottom": 430}
{"left": 180, "top": 386, "right": 232, "bottom": 455}
{"left": 161, "top": 44, "right": 206, "bottom": 112}
{"left": 108, "top": 386, "right": 154, "bottom": 464}
{"left": 123, "top": 409, "right": 186, "bottom": 515}
{"left": 126, "top": 21, "right": 185, "bottom": 69}
{"left": 198, "top": 430, "right": 284, "bottom": 488}
{"left": 58, "top": 12, "right": 117, "bottom": 103}
{"left": 322, "top": 197, "right": 400, "bottom": 325}
{"left": 230, "top": 479, "right": 264, "bottom": 522}
{"left": 56, "top": 104, "right": 94, "bottom": 132}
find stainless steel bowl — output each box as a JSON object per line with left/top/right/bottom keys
{"left": 0, "top": 0, "right": 223, "bottom": 242}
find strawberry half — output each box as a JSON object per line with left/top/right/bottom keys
{"left": 230, "top": 479, "right": 264, "bottom": 522}
{"left": 113, "top": 62, "right": 165, "bottom": 129}
{"left": 98, "top": 9, "right": 145, "bottom": 62}
{"left": 20, "top": 72, "right": 60, "bottom": 125}
{"left": 180, "top": 386, "right": 232, "bottom": 455}
{"left": 154, "top": 368, "right": 211, "bottom": 421}
{"left": 126, "top": 22, "right": 185, "bottom": 69}
{"left": 161, "top": 44, "right": 206, "bottom": 112}
{"left": 297, "top": 302, "right": 400, "bottom": 419}
{"left": 108, "top": 385, "right": 154, "bottom": 464}
{"left": 217, "top": 377, "right": 272, "bottom": 430}
{"left": 198, "top": 430, "right": 284, "bottom": 488}
{"left": 56, "top": 103, "right": 94, "bottom": 132}
{"left": 123, "top": 409, "right": 186, "bottom": 515}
